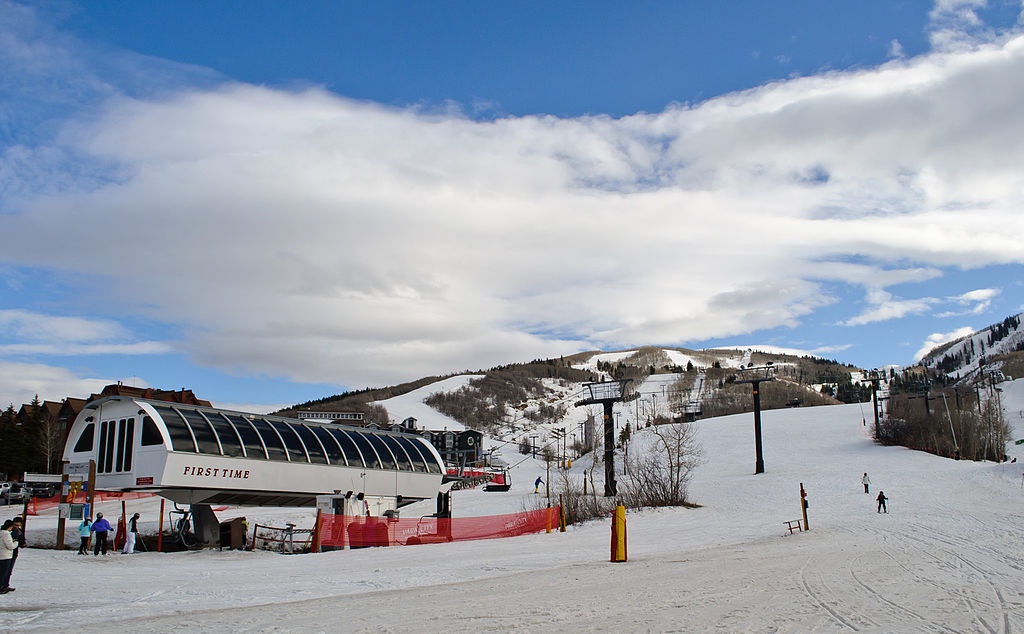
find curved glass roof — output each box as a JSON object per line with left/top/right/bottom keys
{"left": 149, "top": 403, "right": 443, "bottom": 474}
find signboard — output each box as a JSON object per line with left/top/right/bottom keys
{"left": 136, "top": 476, "right": 154, "bottom": 485}
{"left": 58, "top": 503, "right": 70, "bottom": 519}
{"left": 1015, "top": 439, "right": 1024, "bottom": 445}
{"left": 69, "top": 503, "right": 88, "bottom": 521}
{"left": 65, "top": 462, "right": 91, "bottom": 475}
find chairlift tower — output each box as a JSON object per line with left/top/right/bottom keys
{"left": 735, "top": 363, "right": 776, "bottom": 475}
{"left": 575, "top": 379, "right": 633, "bottom": 496}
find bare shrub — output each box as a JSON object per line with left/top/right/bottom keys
{"left": 619, "top": 422, "right": 704, "bottom": 508}
{"left": 880, "top": 388, "right": 1010, "bottom": 461}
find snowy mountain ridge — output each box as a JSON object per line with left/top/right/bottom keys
{"left": 920, "top": 313, "right": 1024, "bottom": 383}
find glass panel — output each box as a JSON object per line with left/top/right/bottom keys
{"left": 141, "top": 417, "right": 163, "bottom": 446}
{"left": 293, "top": 424, "right": 328, "bottom": 464}
{"left": 329, "top": 429, "right": 365, "bottom": 467}
{"left": 75, "top": 423, "right": 94, "bottom": 453}
{"left": 395, "top": 436, "right": 428, "bottom": 472}
{"left": 104, "top": 421, "right": 116, "bottom": 473}
{"left": 200, "top": 411, "right": 245, "bottom": 458}
{"left": 351, "top": 432, "right": 384, "bottom": 469}
{"left": 178, "top": 408, "right": 222, "bottom": 455}
{"left": 250, "top": 418, "right": 288, "bottom": 461}
{"left": 115, "top": 419, "right": 127, "bottom": 472}
{"left": 269, "top": 420, "right": 307, "bottom": 462}
{"left": 224, "top": 414, "right": 267, "bottom": 459}
{"left": 97, "top": 421, "right": 108, "bottom": 472}
{"left": 310, "top": 426, "right": 346, "bottom": 465}
{"left": 123, "top": 419, "right": 134, "bottom": 471}
{"left": 382, "top": 435, "right": 412, "bottom": 471}
{"left": 413, "top": 438, "right": 442, "bottom": 473}
{"left": 154, "top": 405, "right": 197, "bottom": 453}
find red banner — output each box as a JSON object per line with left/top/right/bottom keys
{"left": 320, "top": 506, "right": 560, "bottom": 548}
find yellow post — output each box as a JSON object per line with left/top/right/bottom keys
{"left": 157, "top": 498, "right": 165, "bottom": 552}
{"left": 559, "top": 495, "right": 566, "bottom": 532}
{"left": 800, "top": 483, "right": 810, "bottom": 531}
{"left": 610, "top": 504, "right": 627, "bottom": 562}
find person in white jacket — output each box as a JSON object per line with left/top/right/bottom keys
{"left": 0, "top": 519, "right": 18, "bottom": 594}
{"left": 862, "top": 472, "right": 870, "bottom": 494}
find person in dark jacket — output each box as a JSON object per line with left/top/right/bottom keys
{"left": 9, "top": 517, "right": 25, "bottom": 576}
{"left": 534, "top": 477, "right": 543, "bottom": 494}
{"left": 122, "top": 513, "right": 140, "bottom": 554}
{"left": 876, "top": 491, "right": 887, "bottom": 513}
{"left": 92, "top": 513, "right": 113, "bottom": 555}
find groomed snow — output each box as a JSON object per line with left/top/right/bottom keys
{"left": 4, "top": 381, "right": 1024, "bottom": 632}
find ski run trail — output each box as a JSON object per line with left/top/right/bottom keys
{"left": 4, "top": 379, "right": 1024, "bottom": 632}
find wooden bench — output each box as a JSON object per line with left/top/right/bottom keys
{"left": 784, "top": 519, "right": 803, "bottom": 534}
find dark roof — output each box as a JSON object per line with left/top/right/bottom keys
{"left": 89, "top": 384, "right": 212, "bottom": 407}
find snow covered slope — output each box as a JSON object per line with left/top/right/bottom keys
{"left": 4, "top": 381, "right": 1024, "bottom": 631}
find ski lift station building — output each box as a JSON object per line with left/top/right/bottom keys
{"left": 61, "top": 396, "right": 447, "bottom": 509}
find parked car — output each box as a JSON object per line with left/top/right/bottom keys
{"left": 7, "top": 483, "right": 30, "bottom": 503}
{"left": 0, "top": 482, "right": 10, "bottom": 503}
{"left": 31, "top": 483, "right": 58, "bottom": 499}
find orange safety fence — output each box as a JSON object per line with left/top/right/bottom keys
{"left": 319, "top": 505, "right": 561, "bottom": 549}
{"left": 25, "top": 491, "right": 156, "bottom": 515}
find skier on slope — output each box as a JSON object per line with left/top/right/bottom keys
{"left": 876, "top": 491, "right": 887, "bottom": 513}
{"left": 861, "top": 472, "right": 870, "bottom": 494}
{"left": 534, "top": 476, "right": 543, "bottom": 494}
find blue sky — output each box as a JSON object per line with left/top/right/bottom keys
{"left": 3, "top": 0, "right": 1024, "bottom": 411}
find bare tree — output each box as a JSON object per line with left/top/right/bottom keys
{"left": 38, "top": 414, "right": 64, "bottom": 473}
{"left": 620, "top": 421, "right": 704, "bottom": 508}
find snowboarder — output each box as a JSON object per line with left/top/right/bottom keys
{"left": 534, "top": 477, "right": 543, "bottom": 494}
{"left": 862, "top": 472, "right": 870, "bottom": 494}
{"left": 876, "top": 491, "right": 887, "bottom": 513}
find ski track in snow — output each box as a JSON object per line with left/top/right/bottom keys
{"left": 4, "top": 380, "right": 1024, "bottom": 631}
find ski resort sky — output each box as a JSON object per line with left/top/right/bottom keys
{"left": 2, "top": 1, "right": 1024, "bottom": 411}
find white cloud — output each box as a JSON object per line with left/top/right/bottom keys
{"left": 842, "top": 290, "right": 938, "bottom": 326}
{"left": 0, "top": 309, "right": 171, "bottom": 355}
{"left": 936, "top": 287, "right": 1001, "bottom": 315}
{"left": 914, "top": 326, "right": 977, "bottom": 360}
{"left": 0, "top": 360, "right": 110, "bottom": 408}
{"left": 3, "top": 17, "right": 1024, "bottom": 387}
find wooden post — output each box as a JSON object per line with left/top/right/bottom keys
{"left": 85, "top": 459, "right": 96, "bottom": 552}
{"left": 559, "top": 495, "right": 566, "bottom": 532}
{"left": 800, "top": 483, "right": 810, "bottom": 531}
{"left": 545, "top": 461, "right": 550, "bottom": 499}
{"left": 311, "top": 508, "right": 323, "bottom": 553}
{"left": 157, "top": 498, "right": 165, "bottom": 552}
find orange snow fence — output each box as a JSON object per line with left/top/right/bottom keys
{"left": 26, "top": 491, "right": 156, "bottom": 515}
{"left": 319, "top": 506, "right": 561, "bottom": 549}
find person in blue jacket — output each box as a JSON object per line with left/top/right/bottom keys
{"left": 77, "top": 517, "right": 93, "bottom": 555}
{"left": 534, "top": 476, "right": 543, "bottom": 494}
{"left": 91, "top": 513, "right": 113, "bottom": 556}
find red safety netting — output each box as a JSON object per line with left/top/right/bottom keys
{"left": 25, "top": 491, "right": 156, "bottom": 515}
{"left": 319, "top": 506, "right": 561, "bottom": 548}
